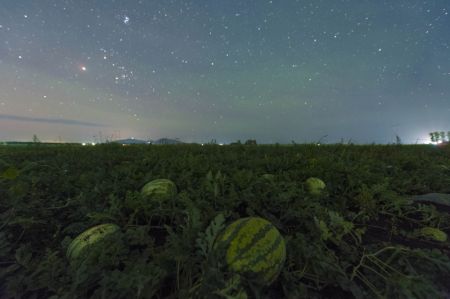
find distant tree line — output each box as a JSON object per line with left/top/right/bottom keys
{"left": 229, "top": 139, "right": 257, "bottom": 145}
{"left": 429, "top": 131, "right": 450, "bottom": 143}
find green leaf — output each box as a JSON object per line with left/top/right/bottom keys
{"left": 2, "top": 166, "right": 19, "bottom": 180}
{"left": 314, "top": 218, "right": 331, "bottom": 241}
{"left": 196, "top": 213, "right": 226, "bottom": 257}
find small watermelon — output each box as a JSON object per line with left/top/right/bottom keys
{"left": 215, "top": 217, "right": 286, "bottom": 286}
{"left": 141, "top": 179, "right": 177, "bottom": 201}
{"left": 66, "top": 223, "right": 120, "bottom": 264}
{"left": 414, "top": 227, "right": 447, "bottom": 242}
{"left": 305, "top": 177, "right": 326, "bottom": 196}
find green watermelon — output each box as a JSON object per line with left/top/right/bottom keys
{"left": 141, "top": 179, "right": 177, "bottom": 201}
{"left": 305, "top": 177, "right": 326, "bottom": 196}
{"left": 215, "top": 217, "right": 286, "bottom": 286}
{"left": 66, "top": 223, "right": 120, "bottom": 263}
{"left": 414, "top": 227, "right": 447, "bottom": 242}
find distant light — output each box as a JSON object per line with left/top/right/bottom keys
{"left": 219, "top": 143, "right": 224, "bottom": 146}
{"left": 201, "top": 143, "right": 204, "bottom": 146}
{"left": 82, "top": 143, "right": 86, "bottom": 146}
{"left": 91, "top": 142, "right": 96, "bottom": 146}
{"left": 81, "top": 66, "right": 87, "bottom": 71}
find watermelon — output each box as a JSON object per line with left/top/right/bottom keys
{"left": 66, "top": 223, "right": 120, "bottom": 263}
{"left": 305, "top": 177, "right": 326, "bottom": 196}
{"left": 141, "top": 179, "right": 177, "bottom": 201}
{"left": 215, "top": 217, "right": 286, "bottom": 286}
{"left": 414, "top": 227, "right": 447, "bottom": 242}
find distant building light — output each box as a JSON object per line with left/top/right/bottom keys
{"left": 91, "top": 142, "right": 96, "bottom": 146}
{"left": 219, "top": 143, "right": 224, "bottom": 146}
{"left": 201, "top": 143, "right": 204, "bottom": 146}
{"left": 82, "top": 143, "right": 86, "bottom": 146}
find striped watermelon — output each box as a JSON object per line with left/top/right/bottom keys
{"left": 215, "top": 217, "right": 286, "bottom": 286}
{"left": 141, "top": 179, "right": 177, "bottom": 201}
{"left": 305, "top": 177, "right": 326, "bottom": 196}
{"left": 66, "top": 223, "right": 120, "bottom": 264}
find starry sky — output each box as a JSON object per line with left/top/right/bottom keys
{"left": 1, "top": 0, "right": 450, "bottom": 144}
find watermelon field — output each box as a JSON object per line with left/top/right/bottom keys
{"left": 1, "top": 143, "right": 450, "bottom": 298}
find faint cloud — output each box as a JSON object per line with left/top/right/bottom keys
{"left": 0, "top": 114, "right": 105, "bottom": 127}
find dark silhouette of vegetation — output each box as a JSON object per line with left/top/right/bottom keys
{"left": 244, "top": 139, "right": 257, "bottom": 145}
{"left": 430, "top": 132, "right": 437, "bottom": 143}
{"left": 429, "top": 131, "right": 449, "bottom": 143}
{"left": 32, "top": 134, "right": 40, "bottom": 143}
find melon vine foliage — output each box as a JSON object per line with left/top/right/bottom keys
{"left": 1, "top": 143, "right": 450, "bottom": 298}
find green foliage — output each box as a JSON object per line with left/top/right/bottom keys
{"left": 0, "top": 144, "right": 450, "bottom": 298}
{"left": 1, "top": 166, "right": 20, "bottom": 180}
{"left": 196, "top": 213, "right": 226, "bottom": 258}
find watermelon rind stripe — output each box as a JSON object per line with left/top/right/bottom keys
{"left": 219, "top": 218, "right": 252, "bottom": 246}
{"left": 216, "top": 217, "right": 286, "bottom": 285}
{"left": 246, "top": 233, "right": 284, "bottom": 269}
{"left": 229, "top": 218, "right": 269, "bottom": 253}
{"left": 231, "top": 227, "right": 282, "bottom": 277}
{"left": 141, "top": 179, "right": 177, "bottom": 201}
{"left": 251, "top": 236, "right": 285, "bottom": 283}
{"left": 229, "top": 222, "right": 274, "bottom": 265}
{"left": 261, "top": 239, "right": 286, "bottom": 283}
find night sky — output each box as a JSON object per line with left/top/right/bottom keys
{"left": 1, "top": 1, "right": 449, "bottom": 144}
